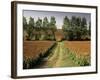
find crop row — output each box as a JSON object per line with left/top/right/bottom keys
{"left": 65, "top": 48, "right": 90, "bottom": 66}
{"left": 23, "top": 42, "right": 57, "bottom": 69}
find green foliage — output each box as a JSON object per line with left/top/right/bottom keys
{"left": 35, "top": 18, "right": 42, "bottom": 30}
{"left": 49, "top": 16, "right": 57, "bottom": 40}
{"left": 49, "top": 17, "right": 56, "bottom": 32}
{"left": 26, "top": 26, "right": 33, "bottom": 40}
{"left": 23, "top": 16, "right": 57, "bottom": 41}
{"left": 78, "top": 56, "right": 90, "bottom": 66}
{"left": 23, "top": 17, "right": 27, "bottom": 30}
{"left": 89, "top": 21, "right": 91, "bottom": 36}
{"left": 23, "top": 15, "right": 90, "bottom": 41}
{"left": 43, "top": 17, "right": 49, "bottom": 30}
{"left": 29, "top": 17, "right": 34, "bottom": 28}
{"left": 26, "top": 17, "right": 34, "bottom": 40}
{"left": 66, "top": 48, "right": 90, "bottom": 66}
{"left": 62, "top": 16, "right": 70, "bottom": 31}
{"left": 62, "top": 16, "right": 90, "bottom": 41}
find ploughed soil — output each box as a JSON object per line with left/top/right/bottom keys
{"left": 23, "top": 41, "right": 55, "bottom": 60}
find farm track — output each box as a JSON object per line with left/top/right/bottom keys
{"left": 39, "top": 41, "right": 79, "bottom": 68}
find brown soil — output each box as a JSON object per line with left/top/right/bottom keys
{"left": 55, "top": 29, "right": 64, "bottom": 41}
{"left": 23, "top": 41, "right": 55, "bottom": 60}
{"left": 64, "top": 41, "right": 91, "bottom": 56}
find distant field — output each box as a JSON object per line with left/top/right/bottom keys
{"left": 55, "top": 29, "right": 64, "bottom": 41}
{"left": 23, "top": 41, "right": 55, "bottom": 60}
{"left": 64, "top": 41, "right": 91, "bottom": 56}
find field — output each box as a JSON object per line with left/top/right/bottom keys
{"left": 64, "top": 41, "right": 90, "bottom": 56}
{"left": 23, "top": 40, "right": 91, "bottom": 69}
{"left": 23, "top": 41, "right": 55, "bottom": 60}
{"left": 63, "top": 41, "right": 91, "bottom": 66}
{"left": 23, "top": 41, "right": 56, "bottom": 69}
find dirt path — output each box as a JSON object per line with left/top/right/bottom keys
{"left": 41, "top": 41, "right": 78, "bottom": 68}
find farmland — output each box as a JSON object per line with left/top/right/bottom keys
{"left": 42, "top": 41, "right": 91, "bottom": 68}
{"left": 23, "top": 41, "right": 55, "bottom": 59}
{"left": 23, "top": 41, "right": 56, "bottom": 69}
{"left": 64, "top": 41, "right": 90, "bottom": 56}
{"left": 63, "top": 41, "right": 91, "bottom": 66}
{"left": 23, "top": 40, "right": 91, "bottom": 69}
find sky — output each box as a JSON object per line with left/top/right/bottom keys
{"left": 23, "top": 10, "right": 91, "bottom": 29}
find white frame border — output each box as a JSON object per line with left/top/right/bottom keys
{"left": 16, "top": 3, "right": 97, "bottom": 77}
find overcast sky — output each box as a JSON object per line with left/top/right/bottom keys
{"left": 23, "top": 10, "right": 91, "bottom": 29}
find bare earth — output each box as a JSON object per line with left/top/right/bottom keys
{"left": 23, "top": 41, "right": 55, "bottom": 60}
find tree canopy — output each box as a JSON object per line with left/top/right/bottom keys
{"left": 62, "top": 16, "right": 90, "bottom": 41}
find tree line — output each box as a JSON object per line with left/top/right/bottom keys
{"left": 23, "top": 15, "right": 91, "bottom": 41}
{"left": 62, "top": 16, "right": 91, "bottom": 41}
{"left": 23, "top": 16, "right": 57, "bottom": 40}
